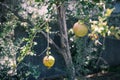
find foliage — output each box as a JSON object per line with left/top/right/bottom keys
{"left": 0, "top": 10, "right": 18, "bottom": 79}
{"left": 89, "top": 8, "right": 120, "bottom": 40}
{"left": 69, "top": 0, "right": 119, "bottom": 77}
{"left": 17, "top": 63, "right": 40, "bottom": 79}
{"left": 0, "top": 0, "right": 120, "bottom": 79}
{"left": 0, "top": 0, "right": 44, "bottom": 79}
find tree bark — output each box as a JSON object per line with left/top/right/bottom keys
{"left": 1, "top": 2, "right": 76, "bottom": 79}
{"left": 57, "top": 3, "right": 76, "bottom": 80}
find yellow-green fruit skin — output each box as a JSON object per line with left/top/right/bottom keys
{"left": 43, "top": 55, "right": 55, "bottom": 68}
{"left": 73, "top": 22, "right": 88, "bottom": 37}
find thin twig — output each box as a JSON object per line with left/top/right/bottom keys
{"left": 0, "top": 2, "right": 61, "bottom": 54}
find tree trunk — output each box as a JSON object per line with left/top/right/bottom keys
{"left": 57, "top": 3, "right": 76, "bottom": 80}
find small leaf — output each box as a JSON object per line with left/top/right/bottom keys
{"left": 46, "top": 28, "right": 49, "bottom": 32}
{"left": 35, "top": 0, "right": 40, "bottom": 2}
{"left": 35, "top": 0, "right": 44, "bottom": 2}
{"left": 34, "top": 42, "right": 37, "bottom": 45}
{"left": 22, "top": 38, "right": 29, "bottom": 42}
{"left": 105, "top": 8, "right": 114, "bottom": 17}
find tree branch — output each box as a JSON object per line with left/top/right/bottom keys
{"left": 0, "top": 2, "right": 34, "bottom": 27}
{"left": 40, "top": 31, "right": 62, "bottom": 54}
{"left": 57, "top": 3, "right": 76, "bottom": 79}
{"left": 0, "top": 2, "right": 61, "bottom": 54}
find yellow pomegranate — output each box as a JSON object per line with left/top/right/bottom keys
{"left": 73, "top": 21, "right": 88, "bottom": 37}
{"left": 43, "top": 55, "right": 55, "bottom": 68}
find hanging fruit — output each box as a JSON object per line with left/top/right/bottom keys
{"left": 73, "top": 21, "right": 88, "bottom": 37}
{"left": 43, "top": 55, "right": 55, "bottom": 68}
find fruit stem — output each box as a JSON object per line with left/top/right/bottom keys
{"left": 78, "top": 20, "right": 84, "bottom": 24}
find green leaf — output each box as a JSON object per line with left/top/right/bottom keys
{"left": 35, "top": 0, "right": 40, "bottom": 2}
{"left": 35, "top": 0, "right": 44, "bottom": 2}
{"left": 93, "top": 0, "right": 100, "bottom": 3}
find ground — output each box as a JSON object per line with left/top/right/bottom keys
{"left": 85, "top": 72, "right": 120, "bottom": 80}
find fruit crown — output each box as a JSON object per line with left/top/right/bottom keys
{"left": 78, "top": 20, "right": 84, "bottom": 24}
